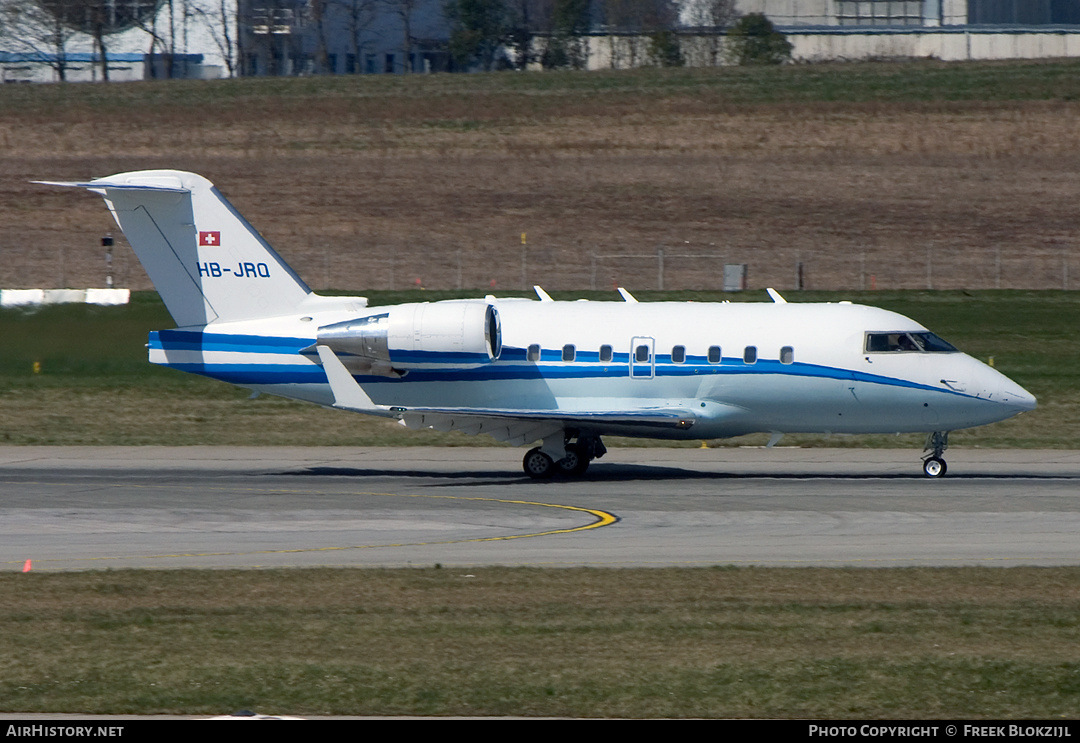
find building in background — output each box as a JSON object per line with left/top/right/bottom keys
{"left": 237, "top": 0, "right": 451, "bottom": 75}
{"left": 737, "top": 1, "right": 1080, "bottom": 26}
{"left": 742, "top": 0, "right": 1080, "bottom": 63}
{"left": 4, "top": 0, "right": 1080, "bottom": 82}
{"left": 0, "top": 0, "right": 236, "bottom": 82}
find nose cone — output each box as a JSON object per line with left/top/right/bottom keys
{"left": 974, "top": 360, "right": 1036, "bottom": 415}
{"left": 999, "top": 382, "right": 1037, "bottom": 413}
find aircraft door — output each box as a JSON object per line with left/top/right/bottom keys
{"left": 631, "top": 336, "right": 654, "bottom": 379}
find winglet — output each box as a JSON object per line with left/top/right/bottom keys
{"left": 617, "top": 288, "right": 638, "bottom": 303}
{"left": 315, "top": 345, "right": 394, "bottom": 416}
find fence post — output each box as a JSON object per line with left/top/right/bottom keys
{"left": 103, "top": 235, "right": 114, "bottom": 288}
{"left": 520, "top": 233, "right": 527, "bottom": 290}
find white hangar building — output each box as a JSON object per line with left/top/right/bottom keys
{"left": 736, "top": 1, "right": 1080, "bottom": 63}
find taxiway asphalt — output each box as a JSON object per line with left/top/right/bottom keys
{"left": 2, "top": 446, "right": 1079, "bottom": 571}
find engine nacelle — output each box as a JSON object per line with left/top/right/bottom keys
{"left": 316, "top": 300, "right": 501, "bottom": 375}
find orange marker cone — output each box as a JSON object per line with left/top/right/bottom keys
{"left": 22, "top": 559, "right": 31, "bottom": 573}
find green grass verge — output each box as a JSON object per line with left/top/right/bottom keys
{"left": 6, "top": 60, "right": 1080, "bottom": 117}
{"left": 1, "top": 567, "right": 1078, "bottom": 718}
{"left": 0, "top": 289, "right": 1072, "bottom": 447}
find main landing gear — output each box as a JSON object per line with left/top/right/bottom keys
{"left": 922, "top": 431, "right": 949, "bottom": 478}
{"left": 522, "top": 435, "right": 607, "bottom": 480}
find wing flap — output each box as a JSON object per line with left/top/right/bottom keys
{"left": 398, "top": 406, "right": 697, "bottom": 430}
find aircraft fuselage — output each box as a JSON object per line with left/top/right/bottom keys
{"left": 149, "top": 298, "right": 1035, "bottom": 442}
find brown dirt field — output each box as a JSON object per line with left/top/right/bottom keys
{"left": 3, "top": 80, "right": 1080, "bottom": 294}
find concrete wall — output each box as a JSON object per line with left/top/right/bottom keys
{"left": 788, "top": 27, "right": 1080, "bottom": 62}
{"left": 555, "top": 26, "right": 1080, "bottom": 70}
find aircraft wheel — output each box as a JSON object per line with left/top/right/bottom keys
{"left": 923, "top": 457, "right": 947, "bottom": 478}
{"left": 556, "top": 443, "right": 590, "bottom": 477}
{"left": 523, "top": 447, "right": 555, "bottom": 479}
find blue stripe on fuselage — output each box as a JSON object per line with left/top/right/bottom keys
{"left": 149, "top": 329, "right": 313, "bottom": 354}
{"left": 148, "top": 332, "right": 966, "bottom": 398}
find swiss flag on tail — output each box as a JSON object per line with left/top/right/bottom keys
{"left": 199, "top": 231, "right": 220, "bottom": 247}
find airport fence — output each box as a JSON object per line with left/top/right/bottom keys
{"left": 1, "top": 239, "right": 1076, "bottom": 295}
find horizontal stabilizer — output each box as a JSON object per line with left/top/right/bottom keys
{"left": 35, "top": 179, "right": 190, "bottom": 193}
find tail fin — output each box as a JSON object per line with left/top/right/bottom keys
{"left": 38, "top": 170, "right": 311, "bottom": 327}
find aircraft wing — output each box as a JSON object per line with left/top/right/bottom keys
{"left": 316, "top": 345, "right": 698, "bottom": 445}
{"left": 395, "top": 408, "right": 695, "bottom": 446}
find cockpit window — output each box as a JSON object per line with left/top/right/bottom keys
{"left": 910, "top": 332, "right": 958, "bottom": 353}
{"left": 865, "top": 332, "right": 958, "bottom": 354}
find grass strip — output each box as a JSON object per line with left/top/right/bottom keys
{"left": 1, "top": 567, "right": 1078, "bottom": 718}
{"left": 7, "top": 60, "right": 1080, "bottom": 118}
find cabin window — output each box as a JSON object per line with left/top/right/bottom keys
{"left": 562, "top": 344, "right": 576, "bottom": 362}
{"left": 528, "top": 344, "right": 541, "bottom": 362}
{"left": 599, "top": 345, "right": 613, "bottom": 363}
{"left": 780, "top": 346, "right": 794, "bottom": 365}
{"left": 707, "top": 346, "right": 722, "bottom": 364}
{"left": 744, "top": 346, "right": 757, "bottom": 364}
{"left": 671, "top": 345, "right": 686, "bottom": 364}
{"left": 635, "top": 344, "right": 650, "bottom": 363}
{"left": 865, "top": 332, "right": 958, "bottom": 354}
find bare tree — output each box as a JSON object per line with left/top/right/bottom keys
{"left": 504, "top": 0, "right": 549, "bottom": 69}
{"left": 683, "top": 0, "right": 736, "bottom": 27}
{"left": 0, "top": 0, "right": 83, "bottom": 81}
{"left": 306, "top": 0, "right": 331, "bottom": 72}
{"left": 333, "top": 0, "right": 378, "bottom": 72}
{"left": 190, "top": 0, "right": 237, "bottom": 76}
{"left": 538, "top": 0, "right": 588, "bottom": 69}
{"left": 28, "top": 0, "right": 161, "bottom": 80}
{"left": 133, "top": 0, "right": 186, "bottom": 78}
{"left": 383, "top": 0, "right": 419, "bottom": 72}
{"left": 682, "top": 0, "right": 737, "bottom": 65}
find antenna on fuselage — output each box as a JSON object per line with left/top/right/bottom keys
{"left": 766, "top": 288, "right": 787, "bottom": 304}
{"left": 617, "top": 288, "right": 638, "bottom": 303}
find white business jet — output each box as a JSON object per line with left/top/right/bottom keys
{"left": 41, "top": 170, "right": 1035, "bottom": 478}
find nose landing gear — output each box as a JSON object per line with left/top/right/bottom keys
{"left": 922, "top": 431, "right": 949, "bottom": 478}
